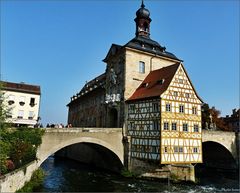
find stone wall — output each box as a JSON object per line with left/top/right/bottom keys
{"left": 0, "top": 161, "right": 38, "bottom": 193}
{"left": 129, "top": 158, "right": 195, "bottom": 182}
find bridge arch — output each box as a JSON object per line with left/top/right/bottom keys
{"left": 36, "top": 129, "right": 124, "bottom": 168}
{"left": 37, "top": 137, "right": 123, "bottom": 166}
{"left": 201, "top": 141, "right": 237, "bottom": 170}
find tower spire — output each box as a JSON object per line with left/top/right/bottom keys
{"left": 135, "top": 0, "right": 151, "bottom": 38}
{"left": 141, "top": 0, "right": 145, "bottom": 8}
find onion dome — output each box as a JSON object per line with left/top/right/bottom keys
{"left": 136, "top": 0, "right": 150, "bottom": 19}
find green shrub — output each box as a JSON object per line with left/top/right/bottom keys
{"left": 16, "top": 168, "right": 45, "bottom": 192}
{"left": 0, "top": 128, "right": 44, "bottom": 175}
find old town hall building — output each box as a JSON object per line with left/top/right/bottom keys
{"left": 67, "top": 1, "right": 203, "bottom": 165}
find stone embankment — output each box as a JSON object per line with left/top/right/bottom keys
{"left": 0, "top": 161, "right": 38, "bottom": 193}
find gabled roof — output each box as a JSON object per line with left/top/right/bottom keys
{"left": 127, "top": 63, "right": 180, "bottom": 101}
{"left": 1, "top": 81, "right": 41, "bottom": 95}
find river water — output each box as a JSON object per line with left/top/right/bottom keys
{"left": 38, "top": 156, "right": 239, "bottom": 193}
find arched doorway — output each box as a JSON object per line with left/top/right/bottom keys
{"left": 108, "top": 108, "right": 118, "bottom": 128}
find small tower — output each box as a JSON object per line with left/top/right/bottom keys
{"left": 134, "top": 0, "right": 152, "bottom": 38}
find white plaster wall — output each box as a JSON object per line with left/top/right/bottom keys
{"left": 3, "top": 90, "right": 40, "bottom": 126}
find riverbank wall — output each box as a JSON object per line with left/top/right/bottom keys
{"left": 0, "top": 161, "right": 38, "bottom": 193}
{"left": 129, "top": 158, "right": 195, "bottom": 182}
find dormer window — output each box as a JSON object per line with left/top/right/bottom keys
{"left": 141, "top": 83, "right": 148, "bottom": 88}
{"left": 157, "top": 79, "right": 165, "bottom": 85}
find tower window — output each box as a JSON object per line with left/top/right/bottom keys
{"left": 144, "top": 22, "right": 149, "bottom": 32}
{"left": 139, "top": 61, "right": 145, "bottom": 73}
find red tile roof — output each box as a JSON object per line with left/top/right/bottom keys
{"left": 127, "top": 63, "right": 180, "bottom": 101}
{"left": 1, "top": 81, "right": 41, "bottom": 95}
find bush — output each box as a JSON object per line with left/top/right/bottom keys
{"left": 0, "top": 128, "right": 44, "bottom": 175}
{"left": 16, "top": 168, "right": 45, "bottom": 192}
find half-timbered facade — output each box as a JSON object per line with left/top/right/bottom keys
{"left": 127, "top": 63, "right": 203, "bottom": 164}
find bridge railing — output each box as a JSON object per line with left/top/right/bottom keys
{"left": 43, "top": 127, "right": 122, "bottom": 133}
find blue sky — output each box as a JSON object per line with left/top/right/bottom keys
{"left": 1, "top": 0, "right": 239, "bottom": 125}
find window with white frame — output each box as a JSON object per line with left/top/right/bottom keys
{"left": 172, "top": 122, "right": 177, "bottom": 131}
{"left": 193, "top": 147, "right": 198, "bottom": 153}
{"left": 183, "top": 123, "right": 188, "bottom": 132}
{"left": 192, "top": 107, "right": 197, "bottom": 115}
{"left": 164, "top": 147, "right": 168, "bottom": 153}
{"left": 163, "top": 122, "right": 169, "bottom": 130}
{"left": 173, "top": 91, "right": 178, "bottom": 97}
{"left": 166, "top": 103, "right": 171, "bottom": 112}
{"left": 194, "top": 124, "right": 199, "bottom": 132}
{"left": 174, "top": 146, "right": 178, "bottom": 153}
{"left": 139, "top": 61, "right": 145, "bottom": 73}
{"left": 179, "top": 105, "right": 184, "bottom": 113}
{"left": 179, "top": 146, "right": 183, "bottom": 153}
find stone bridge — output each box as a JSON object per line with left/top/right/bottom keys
{"left": 202, "top": 130, "right": 239, "bottom": 169}
{"left": 36, "top": 128, "right": 238, "bottom": 167}
{"left": 1, "top": 128, "right": 239, "bottom": 192}
{"left": 36, "top": 128, "right": 124, "bottom": 167}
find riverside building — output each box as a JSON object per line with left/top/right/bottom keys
{"left": 67, "top": 1, "right": 203, "bottom": 168}
{"left": 1, "top": 81, "right": 41, "bottom": 127}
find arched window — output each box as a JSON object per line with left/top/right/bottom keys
{"left": 139, "top": 61, "right": 145, "bottom": 73}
